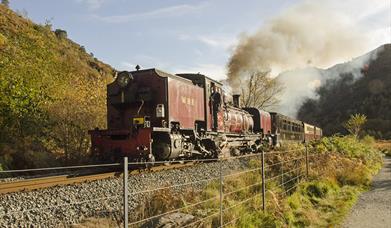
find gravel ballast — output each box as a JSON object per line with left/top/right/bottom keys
{"left": 343, "top": 156, "right": 391, "bottom": 228}
{"left": 0, "top": 157, "right": 259, "bottom": 227}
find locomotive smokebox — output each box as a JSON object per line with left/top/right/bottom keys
{"left": 233, "top": 94, "right": 240, "bottom": 108}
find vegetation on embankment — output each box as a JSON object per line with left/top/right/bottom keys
{"left": 124, "top": 136, "right": 383, "bottom": 228}
{"left": 0, "top": 5, "right": 114, "bottom": 170}
{"left": 375, "top": 140, "right": 391, "bottom": 157}
{"left": 278, "top": 136, "right": 382, "bottom": 227}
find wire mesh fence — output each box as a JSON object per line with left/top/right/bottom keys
{"left": 123, "top": 146, "right": 318, "bottom": 228}
{"left": 0, "top": 145, "right": 320, "bottom": 227}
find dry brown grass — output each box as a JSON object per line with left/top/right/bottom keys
{"left": 310, "top": 152, "right": 372, "bottom": 187}
{"left": 375, "top": 140, "right": 391, "bottom": 156}
{"left": 71, "top": 218, "right": 120, "bottom": 228}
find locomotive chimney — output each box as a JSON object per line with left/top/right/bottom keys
{"left": 233, "top": 94, "right": 240, "bottom": 108}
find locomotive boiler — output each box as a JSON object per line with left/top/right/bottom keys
{"left": 89, "top": 69, "right": 271, "bottom": 162}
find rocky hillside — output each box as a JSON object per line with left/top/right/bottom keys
{"left": 297, "top": 44, "right": 391, "bottom": 138}
{"left": 0, "top": 5, "right": 115, "bottom": 170}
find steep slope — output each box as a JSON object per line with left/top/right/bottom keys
{"left": 0, "top": 5, "right": 115, "bottom": 169}
{"left": 297, "top": 44, "right": 391, "bottom": 138}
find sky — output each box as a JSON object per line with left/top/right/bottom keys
{"left": 9, "top": 0, "right": 390, "bottom": 81}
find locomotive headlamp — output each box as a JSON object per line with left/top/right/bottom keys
{"left": 116, "top": 71, "right": 133, "bottom": 88}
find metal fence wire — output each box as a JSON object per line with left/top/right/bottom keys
{"left": 0, "top": 146, "right": 318, "bottom": 227}
{"left": 122, "top": 146, "right": 317, "bottom": 228}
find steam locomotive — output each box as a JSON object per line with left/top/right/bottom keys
{"left": 89, "top": 68, "right": 322, "bottom": 162}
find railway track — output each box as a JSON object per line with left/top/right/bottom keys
{"left": 0, "top": 150, "right": 296, "bottom": 195}
{"left": 0, "top": 162, "right": 196, "bottom": 194}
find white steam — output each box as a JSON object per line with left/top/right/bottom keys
{"left": 273, "top": 46, "right": 384, "bottom": 117}
{"left": 227, "top": 0, "right": 387, "bottom": 115}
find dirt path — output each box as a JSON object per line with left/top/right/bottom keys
{"left": 343, "top": 156, "right": 391, "bottom": 228}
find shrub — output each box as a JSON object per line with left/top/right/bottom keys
{"left": 336, "top": 165, "right": 371, "bottom": 187}
{"left": 54, "top": 29, "right": 67, "bottom": 39}
{"left": 361, "top": 135, "right": 375, "bottom": 145}
{"left": 314, "top": 135, "right": 382, "bottom": 172}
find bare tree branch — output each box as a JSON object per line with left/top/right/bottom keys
{"left": 239, "top": 70, "right": 284, "bottom": 109}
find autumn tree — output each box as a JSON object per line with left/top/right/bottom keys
{"left": 239, "top": 70, "right": 284, "bottom": 109}
{"left": 344, "top": 114, "right": 367, "bottom": 138}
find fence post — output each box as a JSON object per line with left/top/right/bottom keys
{"left": 281, "top": 159, "right": 284, "bottom": 186}
{"left": 305, "top": 145, "right": 309, "bottom": 179}
{"left": 219, "top": 159, "right": 223, "bottom": 227}
{"left": 123, "top": 157, "right": 128, "bottom": 228}
{"left": 261, "top": 149, "right": 266, "bottom": 211}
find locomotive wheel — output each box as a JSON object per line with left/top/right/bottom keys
{"left": 145, "top": 154, "right": 155, "bottom": 169}
{"left": 153, "top": 142, "right": 171, "bottom": 160}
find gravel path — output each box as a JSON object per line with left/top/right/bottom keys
{"left": 343, "top": 156, "right": 391, "bottom": 228}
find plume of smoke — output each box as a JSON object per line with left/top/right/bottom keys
{"left": 227, "top": 0, "right": 373, "bottom": 91}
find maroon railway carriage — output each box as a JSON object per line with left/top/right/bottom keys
{"left": 303, "top": 123, "right": 323, "bottom": 143}
{"left": 89, "top": 69, "right": 270, "bottom": 162}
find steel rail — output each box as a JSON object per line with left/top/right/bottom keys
{"left": 0, "top": 162, "right": 195, "bottom": 194}
{"left": 0, "top": 163, "right": 121, "bottom": 173}
{"left": 0, "top": 172, "right": 118, "bottom": 194}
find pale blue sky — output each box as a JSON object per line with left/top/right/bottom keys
{"left": 9, "top": 0, "right": 390, "bottom": 80}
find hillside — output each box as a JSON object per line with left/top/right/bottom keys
{"left": 297, "top": 44, "right": 391, "bottom": 138}
{"left": 274, "top": 45, "right": 385, "bottom": 117}
{"left": 0, "top": 5, "right": 115, "bottom": 170}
